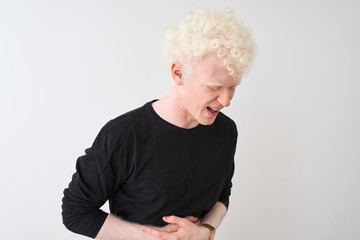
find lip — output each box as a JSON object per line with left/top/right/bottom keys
{"left": 206, "top": 106, "right": 221, "bottom": 115}
{"left": 208, "top": 106, "right": 222, "bottom": 111}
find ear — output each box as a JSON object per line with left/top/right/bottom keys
{"left": 171, "top": 62, "right": 184, "bottom": 86}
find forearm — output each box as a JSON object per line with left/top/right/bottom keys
{"left": 96, "top": 214, "right": 159, "bottom": 240}
{"left": 201, "top": 201, "right": 227, "bottom": 228}
{"left": 96, "top": 202, "right": 227, "bottom": 240}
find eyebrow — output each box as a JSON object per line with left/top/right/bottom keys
{"left": 205, "top": 82, "right": 224, "bottom": 87}
{"left": 205, "top": 82, "right": 240, "bottom": 88}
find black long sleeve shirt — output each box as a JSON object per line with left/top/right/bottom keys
{"left": 62, "top": 101, "right": 237, "bottom": 238}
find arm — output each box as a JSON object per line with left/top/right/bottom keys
{"left": 142, "top": 201, "right": 227, "bottom": 240}
{"left": 96, "top": 214, "right": 159, "bottom": 240}
{"left": 62, "top": 122, "right": 134, "bottom": 238}
{"left": 201, "top": 201, "right": 227, "bottom": 228}
{"left": 96, "top": 214, "right": 200, "bottom": 240}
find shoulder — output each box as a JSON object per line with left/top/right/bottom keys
{"left": 209, "top": 112, "right": 238, "bottom": 145}
{"left": 97, "top": 101, "right": 153, "bottom": 141}
{"left": 215, "top": 112, "right": 237, "bottom": 132}
{"left": 104, "top": 105, "right": 145, "bottom": 129}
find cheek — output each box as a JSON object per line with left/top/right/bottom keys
{"left": 230, "top": 89, "right": 236, "bottom": 100}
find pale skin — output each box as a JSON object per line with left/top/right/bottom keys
{"left": 96, "top": 202, "right": 227, "bottom": 240}
{"left": 153, "top": 54, "right": 238, "bottom": 130}
{"left": 96, "top": 54, "right": 237, "bottom": 240}
{"left": 142, "top": 202, "right": 227, "bottom": 240}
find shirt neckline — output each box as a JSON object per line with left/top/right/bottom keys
{"left": 145, "top": 100, "right": 204, "bottom": 134}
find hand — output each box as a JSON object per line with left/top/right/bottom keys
{"left": 185, "top": 215, "right": 201, "bottom": 226}
{"left": 143, "top": 215, "right": 210, "bottom": 240}
{"left": 148, "top": 216, "right": 200, "bottom": 233}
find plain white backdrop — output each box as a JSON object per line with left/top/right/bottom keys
{"left": 1, "top": 0, "right": 359, "bottom": 239}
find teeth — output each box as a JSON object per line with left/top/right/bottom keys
{"left": 208, "top": 107, "right": 219, "bottom": 113}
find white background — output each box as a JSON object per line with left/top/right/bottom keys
{"left": 1, "top": 0, "right": 359, "bottom": 239}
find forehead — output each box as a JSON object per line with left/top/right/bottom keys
{"left": 194, "top": 54, "right": 238, "bottom": 85}
{"left": 195, "top": 54, "right": 224, "bottom": 74}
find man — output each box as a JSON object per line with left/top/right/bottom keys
{"left": 62, "top": 8, "right": 254, "bottom": 240}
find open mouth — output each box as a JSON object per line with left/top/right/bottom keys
{"left": 207, "top": 106, "right": 219, "bottom": 113}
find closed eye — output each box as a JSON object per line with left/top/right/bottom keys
{"left": 209, "top": 86, "right": 221, "bottom": 90}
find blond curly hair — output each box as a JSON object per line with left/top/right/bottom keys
{"left": 162, "top": 8, "right": 255, "bottom": 82}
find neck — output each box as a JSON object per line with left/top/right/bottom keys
{"left": 152, "top": 85, "right": 199, "bottom": 129}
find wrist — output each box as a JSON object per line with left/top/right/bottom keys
{"left": 199, "top": 225, "right": 211, "bottom": 240}
{"left": 201, "top": 223, "right": 216, "bottom": 240}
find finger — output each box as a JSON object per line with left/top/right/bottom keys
{"left": 162, "top": 216, "right": 188, "bottom": 227}
{"left": 143, "top": 226, "right": 173, "bottom": 240}
{"left": 144, "top": 224, "right": 178, "bottom": 233}
{"left": 194, "top": 219, "right": 201, "bottom": 226}
{"left": 185, "top": 216, "right": 199, "bottom": 223}
{"left": 159, "top": 224, "right": 179, "bottom": 232}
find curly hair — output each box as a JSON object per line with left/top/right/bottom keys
{"left": 162, "top": 8, "right": 255, "bottom": 82}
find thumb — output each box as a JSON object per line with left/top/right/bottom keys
{"left": 163, "top": 216, "right": 187, "bottom": 227}
{"left": 185, "top": 216, "right": 199, "bottom": 223}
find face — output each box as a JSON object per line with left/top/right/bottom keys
{"left": 176, "top": 54, "right": 238, "bottom": 128}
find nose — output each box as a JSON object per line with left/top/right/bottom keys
{"left": 218, "top": 89, "right": 232, "bottom": 107}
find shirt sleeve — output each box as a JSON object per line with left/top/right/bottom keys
{"left": 217, "top": 161, "right": 235, "bottom": 209}
{"left": 217, "top": 121, "right": 237, "bottom": 209}
{"left": 62, "top": 121, "right": 132, "bottom": 238}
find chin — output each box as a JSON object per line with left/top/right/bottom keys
{"left": 199, "top": 118, "right": 217, "bottom": 126}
